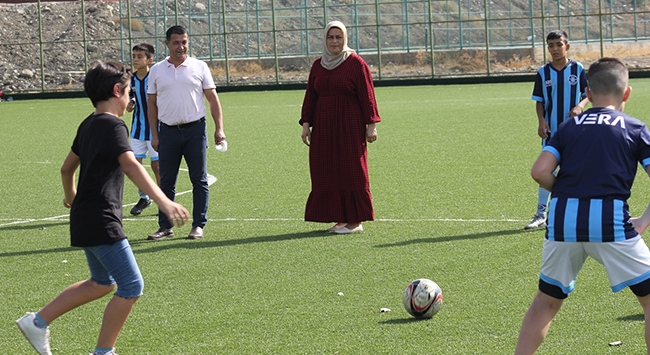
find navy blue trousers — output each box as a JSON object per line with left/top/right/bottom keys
{"left": 157, "top": 120, "right": 209, "bottom": 229}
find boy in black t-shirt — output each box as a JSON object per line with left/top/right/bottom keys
{"left": 16, "top": 61, "right": 189, "bottom": 355}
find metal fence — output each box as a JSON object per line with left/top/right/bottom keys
{"left": 2, "top": 0, "right": 650, "bottom": 94}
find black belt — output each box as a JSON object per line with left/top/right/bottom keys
{"left": 161, "top": 117, "right": 205, "bottom": 130}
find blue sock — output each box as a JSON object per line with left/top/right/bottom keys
{"left": 33, "top": 312, "right": 48, "bottom": 329}
{"left": 93, "top": 348, "right": 113, "bottom": 355}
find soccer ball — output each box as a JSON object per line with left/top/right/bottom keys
{"left": 402, "top": 278, "right": 443, "bottom": 319}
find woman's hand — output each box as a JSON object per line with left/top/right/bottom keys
{"left": 301, "top": 123, "right": 311, "bottom": 146}
{"left": 366, "top": 123, "right": 377, "bottom": 143}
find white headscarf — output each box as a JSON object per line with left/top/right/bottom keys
{"left": 320, "top": 21, "right": 355, "bottom": 70}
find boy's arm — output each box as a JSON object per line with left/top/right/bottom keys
{"left": 631, "top": 165, "right": 650, "bottom": 235}
{"left": 568, "top": 97, "right": 590, "bottom": 117}
{"left": 536, "top": 101, "right": 549, "bottom": 139}
{"left": 147, "top": 93, "right": 159, "bottom": 151}
{"left": 60, "top": 151, "right": 80, "bottom": 208}
{"left": 118, "top": 151, "right": 189, "bottom": 225}
{"left": 204, "top": 88, "right": 225, "bottom": 145}
{"left": 531, "top": 151, "right": 558, "bottom": 191}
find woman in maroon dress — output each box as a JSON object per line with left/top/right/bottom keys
{"left": 300, "top": 21, "right": 381, "bottom": 234}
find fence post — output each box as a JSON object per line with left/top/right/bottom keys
{"left": 37, "top": 0, "right": 45, "bottom": 92}
{"left": 428, "top": 0, "right": 434, "bottom": 77}
{"left": 220, "top": 0, "right": 231, "bottom": 85}
{"left": 598, "top": 0, "right": 604, "bottom": 57}
{"left": 126, "top": 0, "right": 133, "bottom": 62}
{"left": 483, "top": 0, "right": 491, "bottom": 76}
{"left": 375, "top": 0, "right": 382, "bottom": 79}
{"left": 272, "top": 0, "right": 280, "bottom": 84}
{"left": 81, "top": 0, "right": 89, "bottom": 74}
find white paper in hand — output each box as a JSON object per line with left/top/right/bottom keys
{"left": 215, "top": 140, "right": 228, "bottom": 152}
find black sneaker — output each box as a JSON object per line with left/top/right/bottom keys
{"left": 130, "top": 198, "right": 152, "bottom": 216}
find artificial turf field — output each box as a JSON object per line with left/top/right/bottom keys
{"left": 4, "top": 80, "right": 650, "bottom": 354}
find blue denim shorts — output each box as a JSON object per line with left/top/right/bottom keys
{"left": 84, "top": 238, "right": 144, "bottom": 298}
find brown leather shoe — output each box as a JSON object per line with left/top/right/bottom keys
{"left": 187, "top": 226, "right": 204, "bottom": 240}
{"left": 147, "top": 228, "right": 174, "bottom": 240}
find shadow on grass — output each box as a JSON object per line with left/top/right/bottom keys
{"left": 618, "top": 313, "right": 644, "bottom": 322}
{"left": 378, "top": 318, "right": 430, "bottom": 324}
{"left": 374, "top": 228, "right": 530, "bottom": 248}
{"left": 0, "top": 221, "right": 69, "bottom": 231}
{"left": 0, "top": 230, "right": 333, "bottom": 258}
{"left": 0, "top": 245, "right": 76, "bottom": 258}
{"left": 129, "top": 230, "right": 330, "bottom": 254}
{"left": 0, "top": 221, "right": 75, "bottom": 258}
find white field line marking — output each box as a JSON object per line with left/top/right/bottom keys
{"left": 0, "top": 216, "right": 529, "bottom": 227}
{"left": 102, "top": 217, "right": 532, "bottom": 223}
{"left": 227, "top": 96, "right": 527, "bottom": 110}
{"left": 2, "top": 167, "right": 528, "bottom": 227}
{"left": 0, "top": 168, "right": 217, "bottom": 228}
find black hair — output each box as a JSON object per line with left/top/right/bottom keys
{"left": 84, "top": 61, "right": 130, "bottom": 107}
{"left": 166, "top": 25, "right": 188, "bottom": 41}
{"left": 587, "top": 57, "right": 628, "bottom": 98}
{"left": 546, "top": 29, "right": 569, "bottom": 43}
{"left": 132, "top": 43, "right": 155, "bottom": 59}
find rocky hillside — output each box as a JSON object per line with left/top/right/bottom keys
{"left": 0, "top": 0, "right": 642, "bottom": 94}
{"left": 1, "top": 1, "right": 123, "bottom": 93}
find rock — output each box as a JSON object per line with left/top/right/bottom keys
{"left": 0, "top": 0, "right": 647, "bottom": 94}
{"left": 19, "top": 69, "right": 34, "bottom": 78}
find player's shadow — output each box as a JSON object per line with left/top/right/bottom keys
{"left": 0, "top": 246, "right": 76, "bottom": 258}
{"left": 618, "top": 314, "right": 644, "bottom": 322}
{"left": 129, "top": 230, "right": 330, "bottom": 253}
{"left": 374, "top": 228, "right": 528, "bottom": 248}
{"left": 0, "top": 230, "right": 330, "bottom": 258}
{"left": 378, "top": 318, "right": 431, "bottom": 324}
{"left": 0, "top": 221, "right": 69, "bottom": 231}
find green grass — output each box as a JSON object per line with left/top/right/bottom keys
{"left": 3, "top": 80, "right": 650, "bottom": 354}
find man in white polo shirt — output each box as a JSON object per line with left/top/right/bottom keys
{"left": 146, "top": 25, "right": 225, "bottom": 240}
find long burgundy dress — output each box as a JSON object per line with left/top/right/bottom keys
{"left": 300, "top": 53, "right": 381, "bottom": 223}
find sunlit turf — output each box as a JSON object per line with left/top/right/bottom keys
{"left": 3, "top": 79, "right": 650, "bottom": 354}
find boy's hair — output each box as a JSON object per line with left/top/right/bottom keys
{"left": 132, "top": 43, "right": 155, "bottom": 59}
{"left": 84, "top": 60, "right": 131, "bottom": 108}
{"left": 166, "top": 25, "right": 188, "bottom": 41}
{"left": 546, "top": 30, "right": 569, "bottom": 43}
{"left": 587, "top": 57, "right": 628, "bottom": 98}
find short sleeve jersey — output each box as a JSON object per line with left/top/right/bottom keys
{"left": 130, "top": 73, "right": 151, "bottom": 141}
{"left": 532, "top": 60, "right": 588, "bottom": 136}
{"left": 543, "top": 107, "right": 650, "bottom": 242}
{"left": 70, "top": 113, "right": 132, "bottom": 247}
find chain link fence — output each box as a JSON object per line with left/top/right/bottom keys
{"left": 2, "top": 0, "right": 650, "bottom": 94}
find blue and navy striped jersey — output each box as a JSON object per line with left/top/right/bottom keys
{"left": 130, "top": 73, "right": 151, "bottom": 141}
{"left": 543, "top": 107, "right": 650, "bottom": 242}
{"left": 532, "top": 60, "right": 587, "bottom": 137}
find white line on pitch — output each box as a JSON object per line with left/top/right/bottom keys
{"left": 0, "top": 168, "right": 216, "bottom": 228}
{"left": 0, "top": 216, "right": 528, "bottom": 227}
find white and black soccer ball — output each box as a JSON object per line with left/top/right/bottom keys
{"left": 402, "top": 278, "right": 443, "bottom": 319}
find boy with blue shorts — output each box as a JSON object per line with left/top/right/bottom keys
{"left": 126, "top": 43, "right": 159, "bottom": 216}
{"left": 16, "top": 61, "right": 189, "bottom": 355}
{"left": 526, "top": 30, "right": 589, "bottom": 230}
{"left": 515, "top": 58, "right": 650, "bottom": 354}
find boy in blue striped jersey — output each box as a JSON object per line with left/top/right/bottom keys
{"left": 514, "top": 58, "right": 650, "bottom": 355}
{"left": 126, "top": 43, "right": 159, "bottom": 216}
{"left": 526, "top": 30, "right": 590, "bottom": 230}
